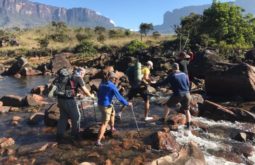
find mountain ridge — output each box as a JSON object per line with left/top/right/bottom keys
{"left": 154, "top": 0, "right": 255, "bottom": 34}
{"left": 0, "top": 0, "right": 115, "bottom": 28}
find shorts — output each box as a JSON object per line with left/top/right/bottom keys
{"left": 98, "top": 105, "right": 115, "bottom": 124}
{"left": 127, "top": 86, "right": 149, "bottom": 101}
{"left": 166, "top": 92, "right": 191, "bottom": 111}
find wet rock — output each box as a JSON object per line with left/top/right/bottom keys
{"left": 79, "top": 162, "right": 96, "bottom": 165}
{"left": 205, "top": 63, "right": 255, "bottom": 101}
{"left": 11, "top": 115, "right": 22, "bottom": 125}
{"left": 149, "top": 128, "right": 181, "bottom": 152}
{"left": 0, "top": 138, "right": 15, "bottom": 148}
{"left": 122, "top": 139, "right": 142, "bottom": 150}
{"left": 231, "top": 142, "right": 254, "bottom": 157}
{"left": 30, "top": 85, "right": 46, "bottom": 95}
{"left": 43, "top": 103, "right": 60, "bottom": 127}
{"left": 24, "top": 94, "right": 46, "bottom": 106}
{"left": 2, "top": 56, "right": 28, "bottom": 75}
{"left": 168, "top": 113, "right": 186, "bottom": 126}
{"left": 234, "top": 132, "right": 247, "bottom": 142}
{"left": 50, "top": 53, "right": 73, "bottom": 74}
{"left": 0, "top": 106, "right": 10, "bottom": 113}
{"left": 17, "top": 142, "right": 57, "bottom": 155}
{"left": 27, "top": 112, "right": 44, "bottom": 125}
{"left": 201, "top": 100, "right": 255, "bottom": 122}
{"left": 0, "top": 95, "right": 25, "bottom": 107}
{"left": 20, "top": 67, "right": 42, "bottom": 76}
{"left": 200, "top": 100, "right": 237, "bottom": 121}
{"left": 151, "top": 141, "right": 206, "bottom": 165}
{"left": 88, "top": 152, "right": 100, "bottom": 158}
{"left": 14, "top": 73, "right": 21, "bottom": 78}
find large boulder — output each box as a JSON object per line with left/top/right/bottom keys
{"left": 3, "top": 57, "right": 28, "bottom": 75}
{"left": 50, "top": 53, "right": 73, "bottom": 74}
{"left": 205, "top": 63, "right": 255, "bottom": 100}
{"left": 151, "top": 141, "right": 206, "bottom": 165}
{"left": 188, "top": 49, "right": 222, "bottom": 79}
{"left": 43, "top": 103, "right": 60, "bottom": 127}
{"left": 0, "top": 95, "right": 25, "bottom": 107}
{"left": 200, "top": 100, "right": 255, "bottom": 123}
{"left": 20, "top": 67, "right": 42, "bottom": 76}
{"left": 149, "top": 127, "right": 181, "bottom": 152}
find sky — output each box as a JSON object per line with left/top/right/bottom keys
{"left": 31, "top": 0, "right": 234, "bottom": 31}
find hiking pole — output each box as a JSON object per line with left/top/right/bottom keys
{"left": 92, "top": 98, "right": 97, "bottom": 122}
{"left": 130, "top": 105, "right": 141, "bottom": 137}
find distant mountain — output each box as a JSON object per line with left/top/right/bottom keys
{"left": 0, "top": 0, "right": 115, "bottom": 28}
{"left": 154, "top": 0, "right": 255, "bottom": 34}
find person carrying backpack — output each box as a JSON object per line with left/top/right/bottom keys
{"left": 96, "top": 71, "right": 132, "bottom": 146}
{"left": 117, "top": 60, "right": 154, "bottom": 121}
{"left": 54, "top": 67, "right": 94, "bottom": 143}
{"left": 153, "top": 63, "right": 192, "bottom": 129}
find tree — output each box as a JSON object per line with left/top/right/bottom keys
{"left": 94, "top": 26, "right": 106, "bottom": 35}
{"left": 139, "top": 23, "right": 153, "bottom": 41}
{"left": 152, "top": 31, "right": 161, "bottom": 39}
{"left": 178, "top": 1, "right": 255, "bottom": 53}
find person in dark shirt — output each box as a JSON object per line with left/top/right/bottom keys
{"left": 96, "top": 71, "right": 132, "bottom": 146}
{"left": 56, "top": 67, "right": 94, "bottom": 143}
{"left": 154, "top": 63, "right": 192, "bottom": 129}
{"left": 177, "top": 51, "right": 190, "bottom": 75}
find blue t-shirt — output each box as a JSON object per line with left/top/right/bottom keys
{"left": 156, "top": 71, "right": 190, "bottom": 96}
{"left": 97, "top": 81, "right": 128, "bottom": 107}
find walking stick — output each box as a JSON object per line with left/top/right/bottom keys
{"left": 92, "top": 98, "right": 97, "bottom": 122}
{"left": 130, "top": 105, "right": 141, "bottom": 137}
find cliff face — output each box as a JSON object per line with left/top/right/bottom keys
{"left": 0, "top": 0, "right": 115, "bottom": 28}
{"left": 155, "top": 0, "right": 255, "bottom": 34}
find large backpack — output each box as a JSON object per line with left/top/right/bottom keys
{"left": 126, "top": 61, "right": 142, "bottom": 87}
{"left": 53, "top": 68, "right": 76, "bottom": 98}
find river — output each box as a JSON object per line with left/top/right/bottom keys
{"left": 0, "top": 76, "right": 254, "bottom": 164}
{"left": 0, "top": 76, "right": 51, "bottom": 97}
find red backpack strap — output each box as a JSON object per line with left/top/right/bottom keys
{"left": 70, "top": 78, "right": 76, "bottom": 96}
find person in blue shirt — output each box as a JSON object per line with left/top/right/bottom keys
{"left": 154, "top": 63, "right": 192, "bottom": 129}
{"left": 97, "top": 71, "right": 132, "bottom": 146}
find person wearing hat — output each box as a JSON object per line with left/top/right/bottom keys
{"left": 153, "top": 63, "right": 192, "bottom": 129}
{"left": 96, "top": 71, "right": 132, "bottom": 146}
{"left": 177, "top": 51, "right": 190, "bottom": 75}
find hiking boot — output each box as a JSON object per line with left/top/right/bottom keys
{"left": 144, "top": 116, "right": 153, "bottom": 121}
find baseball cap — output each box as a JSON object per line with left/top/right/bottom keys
{"left": 172, "top": 63, "right": 179, "bottom": 70}
{"left": 147, "top": 61, "right": 153, "bottom": 69}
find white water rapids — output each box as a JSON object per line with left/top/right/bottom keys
{"left": 171, "top": 117, "right": 255, "bottom": 165}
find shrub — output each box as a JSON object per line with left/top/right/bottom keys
{"left": 124, "top": 40, "right": 148, "bottom": 54}
{"left": 74, "top": 40, "right": 97, "bottom": 56}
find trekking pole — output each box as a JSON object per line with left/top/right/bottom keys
{"left": 130, "top": 105, "right": 141, "bottom": 137}
{"left": 79, "top": 99, "right": 86, "bottom": 125}
{"left": 92, "top": 98, "right": 97, "bottom": 122}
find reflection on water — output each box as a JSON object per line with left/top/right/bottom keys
{"left": 0, "top": 76, "right": 51, "bottom": 97}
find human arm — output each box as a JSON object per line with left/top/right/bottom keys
{"left": 111, "top": 83, "right": 129, "bottom": 106}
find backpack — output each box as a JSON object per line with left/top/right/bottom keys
{"left": 126, "top": 61, "right": 142, "bottom": 87}
{"left": 53, "top": 68, "right": 76, "bottom": 98}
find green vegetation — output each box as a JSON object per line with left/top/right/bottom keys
{"left": 177, "top": 1, "right": 255, "bottom": 57}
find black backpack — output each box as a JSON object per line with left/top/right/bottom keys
{"left": 54, "top": 68, "right": 75, "bottom": 98}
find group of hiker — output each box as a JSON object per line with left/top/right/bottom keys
{"left": 54, "top": 51, "right": 193, "bottom": 146}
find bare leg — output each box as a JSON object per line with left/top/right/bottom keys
{"left": 109, "top": 110, "right": 115, "bottom": 130}
{"left": 163, "top": 105, "right": 170, "bottom": 122}
{"left": 185, "top": 110, "right": 191, "bottom": 123}
{"left": 144, "top": 100, "right": 150, "bottom": 117}
{"left": 98, "top": 121, "right": 109, "bottom": 142}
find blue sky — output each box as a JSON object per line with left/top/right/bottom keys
{"left": 31, "top": 0, "right": 233, "bottom": 30}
